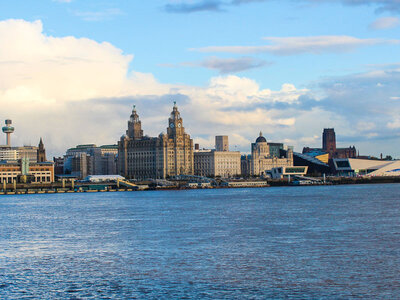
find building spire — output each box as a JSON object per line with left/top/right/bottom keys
{"left": 259, "top": 131, "right": 263, "bottom": 137}
{"left": 37, "top": 137, "right": 46, "bottom": 162}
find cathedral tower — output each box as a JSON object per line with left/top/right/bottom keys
{"left": 322, "top": 128, "right": 336, "bottom": 158}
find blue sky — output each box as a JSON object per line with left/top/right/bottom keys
{"left": 0, "top": 0, "right": 399, "bottom": 157}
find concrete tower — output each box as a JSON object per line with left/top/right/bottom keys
{"left": 2, "top": 119, "right": 14, "bottom": 147}
{"left": 215, "top": 136, "right": 229, "bottom": 151}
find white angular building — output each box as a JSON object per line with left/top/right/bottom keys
{"left": 332, "top": 158, "right": 400, "bottom": 177}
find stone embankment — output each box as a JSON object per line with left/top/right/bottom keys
{"left": 0, "top": 176, "right": 399, "bottom": 195}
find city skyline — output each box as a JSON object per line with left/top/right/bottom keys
{"left": 0, "top": 1, "right": 399, "bottom": 158}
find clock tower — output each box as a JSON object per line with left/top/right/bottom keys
{"left": 167, "top": 101, "right": 184, "bottom": 137}
{"left": 127, "top": 105, "right": 143, "bottom": 140}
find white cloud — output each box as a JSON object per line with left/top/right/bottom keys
{"left": 369, "top": 16, "right": 400, "bottom": 30}
{"left": 191, "top": 36, "right": 400, "bottom": 55}
{"left": 73, "top": 8, "right": 123, "bottom": 21}
{"left": 0, "top": 19, "right": 170, "bottom": 154}
{"left": 387, "top": 119, "right": 400, "bottom": 129}
{"left": 180, "top": 56, "right": 268, "bottom": 73}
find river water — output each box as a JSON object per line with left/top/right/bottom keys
{"left": 1, "top": 184, "right": 400, "bottom": 299}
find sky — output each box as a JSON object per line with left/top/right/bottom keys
{"left": 0, "top": 0, "right": 399, "bottom": 158}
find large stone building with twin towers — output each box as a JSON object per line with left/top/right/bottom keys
{"left": 118, "top": 102, "right": 194, "bottom": 180}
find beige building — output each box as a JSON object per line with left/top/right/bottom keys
{"left": 194, "top": 136, "right": 241, "bottom": 178}
{"left": 0, "top": 145, "right": 40, "bottom": 162}
{"left": 118, "top": 103, "right": 194, "bottom": 180}
{"left": 0, "top": 161, "right": 54, "bottom": 184}
{"left": 250, "top": 132, "right": 294, "bottom": 176}
{"left": 0, "top": 147, "right": 18, "bottom": 160}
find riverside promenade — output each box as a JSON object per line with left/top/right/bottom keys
{"left": 1, "top": 176, "right": 400, "bottom": 195}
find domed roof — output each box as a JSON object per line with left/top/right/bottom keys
{"left": 256, "top": 131, "right": 267, "bottom": 143}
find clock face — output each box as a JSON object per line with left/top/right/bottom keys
{"left": 178, "top": 123, "right": 181, "bottom": 128}
{"left": 170, "top": 123, "right": 175, "bottom": 128}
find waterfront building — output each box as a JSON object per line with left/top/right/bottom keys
{"left": 291, "top": 151, "right": 331, "bottom": 176}
{"left": 53, "top": 157, "right": 64, "bottom": 175}
{"left": 332, "top": 158, "right": 400, "bottom": 177}
{"left": 265, "top": 166, "right": 308, "bottom": 179}
{"left": 249, "top": 132, "right": 294, "bottom": 176}
{"left": 194, "top": 136, "right": 241, "bottom": 178}
{"left": 63, "top": 144, "right": 118, "bottom": 179}
{"left": 118, "top": 103, "right": 194, "bottom": 180}
{"left": 303, "top": 128, "right": 356, "bottom": 159}
{"left": 240, "top": 154, "right": 252, "bottom": 177}
{"left": 0, "top": 161, "right": 54, "bottom": 184}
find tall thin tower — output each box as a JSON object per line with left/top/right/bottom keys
{"left": 2, "top": 119, "right": 15, "bottom": 147}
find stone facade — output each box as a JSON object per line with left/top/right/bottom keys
{"left": 118, "top": 103, "right": 194, "bottom": 180}
{"left": 250, "top": 132, "right": 293, "bottom": 176}
{"left": 194, "top": 149, "right": 241, "bottom": 178}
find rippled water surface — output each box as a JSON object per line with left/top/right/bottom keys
{"left": 1, "top": 184, "right": 400, "bottom": 299}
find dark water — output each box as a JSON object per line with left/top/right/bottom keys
{"left": 1, "top": 184, "right": 400, "bottom": 299}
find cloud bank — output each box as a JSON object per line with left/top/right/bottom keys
{"left": 369, "top": 16, "right": 400, "bottom": 30}
{"left": 0, "top": 19, "right": 399, "bottom": 158}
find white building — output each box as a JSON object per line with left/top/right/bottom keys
{"left": 265, "top": 166, "right": 308, "bottom": 179}
{"left": 333, "top": 158, "right": 400, "bottom": 177}
{"left": 194, "top": 136, "right": 241, "bottom": 178}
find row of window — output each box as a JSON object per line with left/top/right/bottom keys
{"left": 0, "top": 176, "right": 51, "bottom": 183}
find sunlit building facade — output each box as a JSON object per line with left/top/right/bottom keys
{"left": 118, "top": 103, "right": 194, "bottom": 180}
